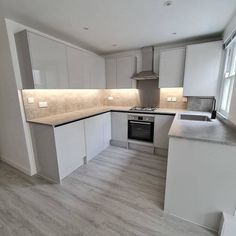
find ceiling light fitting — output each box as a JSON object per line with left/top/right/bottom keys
{"left": 164, "top": 1, "right": 173, "bottom": 7}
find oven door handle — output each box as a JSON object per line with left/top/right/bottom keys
{"left": 129, "top": 121, "right": 152, "bottom": 125}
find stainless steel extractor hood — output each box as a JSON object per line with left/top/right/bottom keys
{"left": 132, "top": 47, "right": 158, "bottom": 80}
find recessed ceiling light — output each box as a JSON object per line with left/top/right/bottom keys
{"left": 164, "top": 1, "right": 173, "bottom": 7}
{"left": 112, "top": 44, "right": 117, "bottom": 47}
{"left": 83, "top": 27, "right": 89, "bottom": 30}
{"left": 172, "top": 32, "right": 177, "bottom": 35}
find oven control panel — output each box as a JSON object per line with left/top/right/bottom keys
{"left": 128, "top": 115, "right": 154, "bottom": 122}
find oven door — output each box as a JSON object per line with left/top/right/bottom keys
{"left": 128, "top": 120, "right": 154, "bottom": 143}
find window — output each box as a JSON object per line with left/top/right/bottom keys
{"left": 220, "top": 41, "right": 236, "bottom": 117}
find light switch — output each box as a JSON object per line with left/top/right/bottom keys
{"left": 27, "top": 97, "right": 34, "bottom": 104}
{"left": 39, "top": 101, "right": 48, "bottom": 108}
{"left": 171, "top": 97, "right": 177, "bottom": 102}
{"left": 167, "top": 97, "right": 172, "bottom": 102}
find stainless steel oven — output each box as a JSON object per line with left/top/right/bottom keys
{"left": 128, "top": 115, "right": 154, "bottom": 143}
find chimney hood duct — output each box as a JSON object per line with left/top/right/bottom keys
{"left": 132, "top": 47, "right": 158, "bottom": 80}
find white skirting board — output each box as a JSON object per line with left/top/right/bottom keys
{"left": 0, "top": 155, "right": 33, "bottom": 176}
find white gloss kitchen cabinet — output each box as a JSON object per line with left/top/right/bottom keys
{"left": 85, "top": 112, "right": 111, "bottom": 161}
{"left": 15, "top": 29, "right": 106, "bottom": 89}
{"left": 67, "top": 46, "right": 106, "bottom": 89}
{"left": 15, "top": 30, "right": 69, "bottom": 89}
{"left": 154, "top": 115, "right": 174, "bottom": 149}
{"left": 105, "top": 51, "right": 141, "bottom": 89}
{"left": 183, "top": 41, "right": 223, "bottom": 97}
{"left": 111, "top": 112, "right": 128, "bottom": 147}
{"left": 116, "top": 56, "right": 136, "bottom": 88}
{"left": 159, "top": 47, "right": 186, "bottom": 88}
{"left": 105, "top": 57, "right": 117, "bottom": 88}
{"left": 33, "top": 120, "right": 86, "bottom": 182}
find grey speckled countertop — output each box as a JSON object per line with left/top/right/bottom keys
{"left": 169, "top": 111, "right": 236, "bottom": 146}
{"left": 28, "top": 106, "right": 236, "bottom": 146}
{"left": 28, "top": 106, "right": 186, "bottom": 126}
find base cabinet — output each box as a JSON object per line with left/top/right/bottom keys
{"left": 54, "top": 121, "right": 86, "bottom": 179}
{"left": 111, "top": 112, "right": 128, "bottom": 147}
{"left": 85, "top": 112, "right": 111, "bottom": 161}
{"left": 33, "top": 120, "right": 86, "bottom": 183}
{"left": 154, "top": 115, "right": 174, "bottom": 149}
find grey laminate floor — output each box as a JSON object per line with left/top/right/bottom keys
{"left": 0, "top": 146, "right": 216, "bottom": 236}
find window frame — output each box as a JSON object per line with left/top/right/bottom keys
{"left": 219, "top": 41, "right": 236, "bottom": 117}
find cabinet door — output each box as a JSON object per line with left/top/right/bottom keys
{"left": 54, "top": 121, "right": 86, "bottom": 179}
{"left": 105, "top": 57, "right": 117, "bottom": 88}
{"left": 28, "top": 32, "right": 69, "bottom": 89}
{"left": 103, "top": 112, "right": 111, "bottom": 144}
{"left": 116, "top": 56, "right": 135, "bottom": 89}
{"left": 154, "top": 115, "right": 174, "bottom": 149}
{"left": 159, "top": 48, "right": 186, "bottom": 88}
{"left": 91, "top": 55, "right": 106, "bottom": 89}
{"left": 183, "top": 41, "right": 222, "bottom": 97}
{"left": 67, "top": 47, "right": 91, "bottom": 89}
{"left": 85, "top": 115, "right": 104, "bottom": 161}
{"left": 111, "top": 112, "right": 128, "bottom": 142}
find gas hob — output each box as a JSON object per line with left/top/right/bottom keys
{"left": 129, "top": 107, "right": 157, "bottom": 112}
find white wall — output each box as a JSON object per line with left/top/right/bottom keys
{"left": 0, "top": 14, "right": 36, "bottom": 175}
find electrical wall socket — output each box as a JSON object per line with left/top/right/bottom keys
{"left": 107, "top": 96, "right": 114, "bottom": 100}
{"left": 167, "top": 97, "right": 172, "bottom": 102}
{"left": 182, "top": 97, "right": 188, "bottom": 103}
{"left": 171, "top": 97, "right": 177, "bottom": 102}
{"left": 27, "top": 97, "right": 34, "bottom": 104}
{"left": 38, "top": 101, "right": 48, "bottom": 108}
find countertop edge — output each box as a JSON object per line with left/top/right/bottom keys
{"left": 28, "top": 108, "right": 179, "bottom": 127}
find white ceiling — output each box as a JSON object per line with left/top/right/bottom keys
{"left": 1, "top": 0, "right": 236, "bottom": 54}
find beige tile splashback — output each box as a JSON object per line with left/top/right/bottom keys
{"left": 22, "top": 88, "right": 186, "bottom": 120}
{"left": 159, "top": 88, "right": 187, "bottom": 109}
{"left": 22, "top": 89, "right": 140, "bottom": 120}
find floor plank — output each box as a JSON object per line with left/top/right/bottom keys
{"left": 0, "top": 146, "right": 216, "bottom": 236}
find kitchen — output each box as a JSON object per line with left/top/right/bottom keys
{"left": 0, "top": 0, "right": 236, "bottom": 235}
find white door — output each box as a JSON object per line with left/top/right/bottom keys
{"left": 67, "top": 46, "right": 91, "bottom": 89}
{"left": 159, "top": 47, "right": 186, "bottom": 88}
{"left": 111, "top": 112, "right": 128, "bottom": 142}
{"left": 116, "top": 56, "right": 135, "bottom": 89}
{"left": 105, "top": 57, "right": 117, "bottom": 88}
{"left": 154, "top": 115, "right": 174, "bottom": 149}
{"left": 28, "top": 32, "right": 69, "bottom": 89}
{"left": 54, "top": 121, "right": 86, "bottom": 179}
{"left": 183, "top": 41, "right": 222, "bottom": 97}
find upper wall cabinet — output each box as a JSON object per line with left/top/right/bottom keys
{"left": 105, "top": 57, "right": 117, "bottom": 88}
{"left": 159, "top": 47, "right": 186, "bottom": 88}
{"left": 183, "top": 41, "right": 223, "bottom": 97}
{"left": 116, "top": 56, "right": 136, "bottom": 89}
{"left": 15, "top": 30, "right": 106, "bottom": 89}
{"left": 67, "top": 46, "right": 91, "bottom": 89}
{"left": 67, "top": 46, "right": 105, "bottom": 89}
{"left": 15, "top": 30, "right": 69, "bottom": 89}
{"left": 105, "top": 52, "right": 141, "bottom": 89}
{"left": 91, "top": 55, "right": 106, "bottom": 89}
